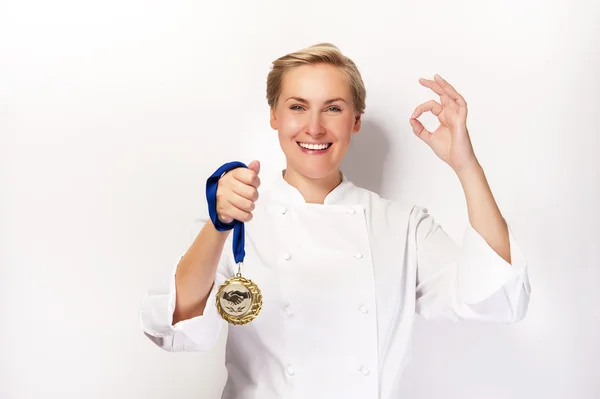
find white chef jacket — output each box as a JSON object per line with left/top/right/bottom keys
{"left": 139, "top": 171, "right": 531, "bottom": 399}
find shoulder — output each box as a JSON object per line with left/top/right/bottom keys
{"left": 352, "top": 185, "right": 441, "bottom": 248}
{"left": 349, "top": 183, "right": 426, "bottom": 220}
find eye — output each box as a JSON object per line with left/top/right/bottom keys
{"left": 327, "top": 106, "right": 342, "bottom": 113}
{"left": 290, "top": 105, "right": 305, "bottom": 111}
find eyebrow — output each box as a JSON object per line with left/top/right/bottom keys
{"left": 285, "top": 96, "right": 347, "bottom": 105}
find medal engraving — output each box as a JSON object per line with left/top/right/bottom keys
{"left": 216, "top": 264, "right": 262, "bottom": 325}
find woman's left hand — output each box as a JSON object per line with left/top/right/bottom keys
{"left": 409, "top": 74, "right": 479, "bottom": 173}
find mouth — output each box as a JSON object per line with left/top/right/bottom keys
{"left": 296, "top": 142, "right": 333, "bottom": 154}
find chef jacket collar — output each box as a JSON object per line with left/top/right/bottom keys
{"left": 272, "top": 169, "right": 355, "bottom": 206}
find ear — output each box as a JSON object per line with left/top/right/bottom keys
{"left": 352, "top": 112, "right": 362, "bottom": 134}
{"left": 270, "top": 107, "right": 278, "bottom": 130}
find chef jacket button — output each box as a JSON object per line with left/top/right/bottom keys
{"left": 354, "top": 252, "right": 363, "bottom": 259}
{"left": 286, "top": 365, "right": 295, "bottom": 376}
{"left": 279, "top": 206, "right": 287, "bottom": 215}
{"left": 284, "top": 304, "right": 294, "bottom": 316}
{"left": 283, "top": 252, "right": 292, "bottom": 261}
{"left": 359, "top": 366, "right": 370, "bottom": 376}
{"left": 359, "top": 304, "right": 368, "bottom": 314}
{"left": 347, "top": 208, "right": 356, "bottom": 215}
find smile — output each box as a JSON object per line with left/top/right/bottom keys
{"left": 297, "top": 142, "right": 332, "bottom": 151}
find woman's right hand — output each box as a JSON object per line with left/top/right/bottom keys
{"left": 215, "top": 160, "right": 261, "bottom": 224}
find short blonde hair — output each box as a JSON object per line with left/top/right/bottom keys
{"left": 266, "top": 43, "right": 366, "bottom": 113}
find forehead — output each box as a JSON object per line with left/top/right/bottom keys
{"left": 280, "top": 63, "right": 352, "bottom": 99}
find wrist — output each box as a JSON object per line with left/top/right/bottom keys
{"left": 455, "top": 159, "right": 484, "bottom": 183}
{"left": 207, "top": 218, "right": 233, "bottom": 236}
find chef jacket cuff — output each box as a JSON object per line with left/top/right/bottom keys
{"left": 139, "top": 260, "right": 223, "bottom": 341}
{"left": 456, "top": 222, "right": 531, "bottom": 304}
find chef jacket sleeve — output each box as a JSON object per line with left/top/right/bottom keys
{"left": 412, "top": 206, "right": 531, "bottom": 323}
{"left": 139, "top": 217, "right": 233, "bottom": 352}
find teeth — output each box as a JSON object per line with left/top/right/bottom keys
{"left": 298, "top": 142, "right": 330, "bottom": 150}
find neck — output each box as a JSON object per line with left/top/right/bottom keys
{"left": 283, "top": 167, "right": 342, "bottom": 204}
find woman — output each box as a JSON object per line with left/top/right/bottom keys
{"left": 139, "top": 43, "right": 531, "bottom": 398}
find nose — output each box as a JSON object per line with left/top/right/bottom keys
{"left": 306, "top": 112, "right": 326, "bottom": 137}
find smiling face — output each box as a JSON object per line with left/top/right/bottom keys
{"left": 270, "top": 63, "right": 362, "bottom": 181}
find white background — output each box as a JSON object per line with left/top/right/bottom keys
{"left": 1, "top": 0, "right": 598, "bottom": 398}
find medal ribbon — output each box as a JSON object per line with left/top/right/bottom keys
{"left": 206, "top": 161, "right": 247, "bottom": 265}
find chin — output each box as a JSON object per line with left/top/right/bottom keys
{"left": 291, "top": 161, "right": 339, "bottom": 180}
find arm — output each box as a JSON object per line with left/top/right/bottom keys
{"left": 409, "top": 74, "right": 530, "bottom": 322}
{"left": 173, "top": 220, "right": 231, "bottom": 324}
{"left": 139, "top": 217, "right": 233, "bottom": 352}
{"left": 139, "top": 160, "right": 261, "bottom": 352}
{"left": 410, "top": 74, "right": 517, "bottom": 268}
{"left": 456, "top": 161, "right": 511, "bottom": 265}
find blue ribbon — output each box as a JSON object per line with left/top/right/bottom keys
{"left": 206, "top": 161, "right": 248, "bottom": 264}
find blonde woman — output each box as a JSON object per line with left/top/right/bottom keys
{"left": 140, "top": 43, "right": 531, "bottom": 399}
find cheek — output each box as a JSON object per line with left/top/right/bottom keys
{"left": 278, "top": 115, "right": 304, "bottom": 137}
{"left": 330, "top": 117, "right": 356, "bottom": 139}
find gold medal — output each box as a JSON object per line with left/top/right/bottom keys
{"left": 216, "top": 262, "right": 262, "bottom": 325}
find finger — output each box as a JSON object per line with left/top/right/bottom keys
{"left": 225, "top": 206, "right": 253, "bottom": 223}
{"left": 218, "top": 197, "right": 253, "bottom": 223}
{"left": 235, "top": 168, "right": 261, "bottom": 188}
{"left": 231, "top": 179, "right": 259, "bottom": 202}
{"left": 228, "top": 191, "right": 256, "bottom": 213}
{"left": 408, "top": 117, "right": 433, "bottom": 145}
{"left": 418, "top": 78, "right": 445, "bottom": 97}
{"left": 411, "top": 100, "right": 443, "bottom": 119}
{"left": 433, "top": 74, "right": 466, "bottom": 106}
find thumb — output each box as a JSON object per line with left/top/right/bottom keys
{"left": 409, "top": 117, "right": 433, "bottom": 146}
{"left": 248, "top": 160, "right": 260, "bottom": 175}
